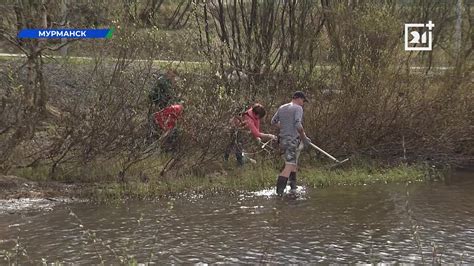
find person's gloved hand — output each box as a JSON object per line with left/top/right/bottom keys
{"left": 266, "top": 134, "right": 277, "bottom": 141}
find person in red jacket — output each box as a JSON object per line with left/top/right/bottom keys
{"left": 225, "top": 103, "right": 277, "bottom": 166}
{"left": 154, "top": 104, "right": 183, "bottom": 151}
{"left": 154, "top": 104, "right": 183, "bottom": 132}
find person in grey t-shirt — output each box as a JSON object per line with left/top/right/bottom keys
{"left": 271, "top": 91, "right": 311, "bottom": 197}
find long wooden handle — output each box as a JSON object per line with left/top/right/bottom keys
{"left": 308, "top": 142, "right": 340, "bottom": 163}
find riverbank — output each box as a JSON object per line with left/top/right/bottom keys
{"left": 0, "top": 175, "right": 88, "bottom": 200}
{"left": 0, "top": 163, "right": 438, "bottom": 203}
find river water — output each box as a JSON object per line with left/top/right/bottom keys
{"left": 1, "top": 171, "right": 473, "bottom": 264}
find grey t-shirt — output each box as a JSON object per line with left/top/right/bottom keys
{"left": 271, "top": 102, "right": 303, "bottom": 139}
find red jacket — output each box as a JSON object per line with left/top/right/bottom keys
{"left": 154, "top": 104, "right": 183, "bottom": 130}
{"left": 243, "top": 108, "right": 263, "bottom": 139}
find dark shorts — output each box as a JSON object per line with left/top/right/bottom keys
{"left": 279, "top": 137, "right": 303, "bottom": 165}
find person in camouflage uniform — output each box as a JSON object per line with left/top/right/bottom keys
{"left": 148, "top": 69, "right": 180, "bottom": 149}
{"left": 149, "top": 70, "right": 177, "bottom": 110}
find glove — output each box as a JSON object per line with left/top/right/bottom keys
{"left": 266, "top": 134, "right": 277, "bottom": 141}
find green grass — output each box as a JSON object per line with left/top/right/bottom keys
{"left": 12, "top": 165, "right": 51, "bottom": 182}
{"left": 301, "top": 163, "right": 426, "bottom": 188}
{"left": 87, "top": 163, "right": 277, "bottom": 202}
{"left": 0, "top": 55, "right": 211, "bottom": 78}
{"left": 8, "top": 152, "right": 430, "bottom": 202}
{"left": 5, "top": 154, "right": 433, "bottom": 203}
{"left": 85, "top": 162, "right": 429, "bottom": 202}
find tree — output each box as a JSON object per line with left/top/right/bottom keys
{"left": 195, "top": 0, "right": 325, "bottom": 79}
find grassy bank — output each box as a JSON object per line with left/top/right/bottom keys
{"left": 84, "top": 162, "right": 434, "bottom": 202}
{"left": 3, "top": 147, "right": 440, "bottom": 202}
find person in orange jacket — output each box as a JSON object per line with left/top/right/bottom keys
{"left": 225, "top": 103, "right": 277, "bottom": 166}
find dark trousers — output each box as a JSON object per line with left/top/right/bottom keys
{"left": 224, "top": 131, "right": 244, "bottom": 166}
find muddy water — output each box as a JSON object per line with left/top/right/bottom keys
{"left": 1, "top": 171, "right": 473, "bottom": 264}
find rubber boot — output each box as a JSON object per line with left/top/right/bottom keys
{"left": 288, "top": 172, "right": 297, "bottom": 197}
{"left": 236, "top": 152, "right": 244, "bottom": 166}
{"left": 276, "top": 176, "right": 288, "bottom": 196}
{"left": 289, "top": 172, "right": 297, "bottom": 189}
